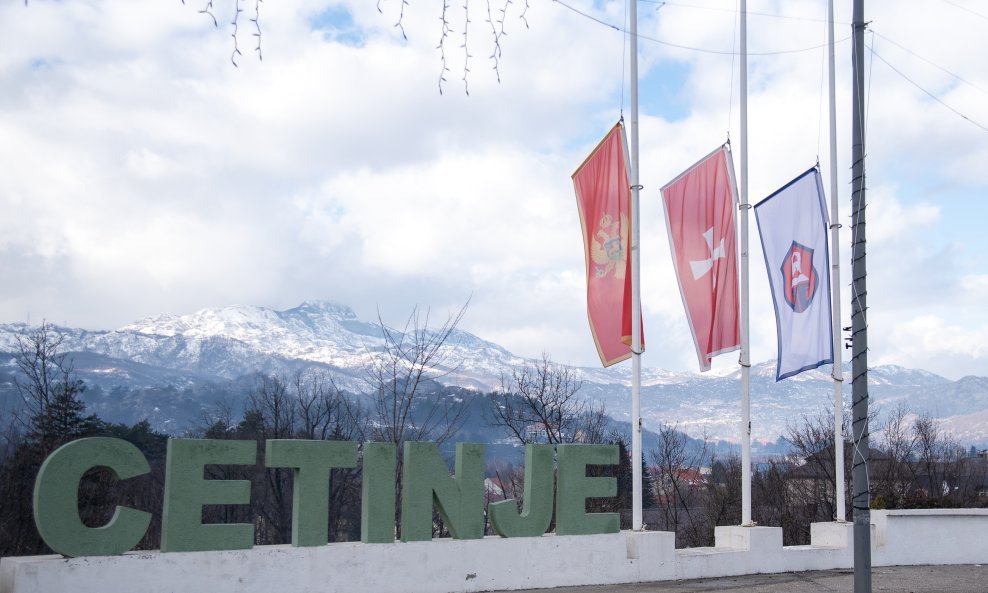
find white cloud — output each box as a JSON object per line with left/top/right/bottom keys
{"left": 875, "top": 315, "right": 988, "bottom": 379}
{"left": 867, "top": 187, "right": 941, "bottom": 243}
{"left": 0, "top": 0, "right": 986, "bottom": 381}
{"left": 960, "top": 274, "right": 988, "bottom": 301}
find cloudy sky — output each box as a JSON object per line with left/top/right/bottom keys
{"left": 1, "top": 0, "right": 986, "bottom": 380}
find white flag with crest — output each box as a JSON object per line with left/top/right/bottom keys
{"left": 754, "top": 167, "right": 834, "bottom": 381}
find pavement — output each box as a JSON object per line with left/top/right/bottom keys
{"left": 498, "top": 565, "right": 988, "bottom": 593}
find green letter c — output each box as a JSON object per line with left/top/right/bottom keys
{"left": 33, "top": 437, "right": 152, "bottom": 557}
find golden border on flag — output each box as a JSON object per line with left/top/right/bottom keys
{"left": 572, "top": 123, "right": 637, "bottom": 367}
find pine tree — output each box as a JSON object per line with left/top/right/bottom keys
{"left": 613, "top": 439, "right": 657, "bottom": 514}
{"left": 614, "top": 439, "right": 634, "bottom": 510}
{"left": 642, "top": 459, "right": 657, "bottom": 509}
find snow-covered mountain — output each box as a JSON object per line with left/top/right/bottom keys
{"left": 1, "top": 300, "right": 986, "bottom": 446}
{"left": 0, "top": 301, "right": 525, "bottom": 392}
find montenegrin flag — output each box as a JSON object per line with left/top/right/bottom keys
{"left": 660, "top": 145, "right": 740, "bottom": 371}
{"left": 573, "top": 123, "right": 639, "bottom": 367}
{"left": 754, "top": 167, "right": 834, "bottom": 381}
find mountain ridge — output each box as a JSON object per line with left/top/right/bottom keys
{"left": 1, "top": 300, "right": 985, "bottom": 447}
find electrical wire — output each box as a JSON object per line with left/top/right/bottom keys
{"left": 872, "top": 30, "right": 988, "bottom": 97}
{"left": 553, "top": 0, "right": 621, "bottom": 32}
{"left": 941, "top": 0, "right": 988, "bottom": 22}
{"left": 551, "top": 0, "right": 851, "bottom": 56}
{"left": 870, "top": 44, "right": 988, "bottom": 134}
{"left": 557, "top": 1, "right": 987, "bottom": 136}
{"left": 639, "top": 0, "right": 853, "bottom": 25}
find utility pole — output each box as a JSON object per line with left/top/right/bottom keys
{"left": 850, "top": 0, "right": 871, "bottom": 591}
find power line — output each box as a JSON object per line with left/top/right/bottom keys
{"left": 552, "top": 0, "right": 850, "bottom": 56}
{"left": 639, "top": 0, "right": 852, "bottom": 25}
{"left": 552, "top": 0, "right": 621, "bottom": 32}
{"left": 941, "top": 0, "right": 988, "bottom": 22}
{"left": 872, "top": 30, "right": 988, "bottom": 97}
{"left": 870, "top": 45, "right": 988, "bottom": 134}
{"left": 646, "top": 34, "right": 848, "bottom": 57}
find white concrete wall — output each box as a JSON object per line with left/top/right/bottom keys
{"left": 3, "top": 509, "right": 987, "bottom": 593}
{"left": 871, "top": 509, "right": 988, "bottom": 566}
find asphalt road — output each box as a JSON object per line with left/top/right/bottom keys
{"left": 499, "top": 565, "right": 988, "bottom": 593}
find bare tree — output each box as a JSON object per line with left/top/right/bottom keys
{"left": 911, "top": 413, "right": 974, "bottom": 505}
{"left": 290, "top": 370, "right": 365, "bottom": 540}
{"left": 873, "top": 403, "right": 917, "bottom": 509}
{"left": 13, "top": 322, "right": 97, "bottom": 457}
{"left": 0, "top": 322, "right": 102, "bottom": 555}
{"left": 781, "top": 407, "right": 852, "bottom": 525}
{"left": 366, "top": 303, "right": 473, "bottom": 538}
{"left": 242, "top": 374, "right": 298, "bottom": 544}
{"left": 293, "top": 371, "right": 365, "bottom": 442}
{"left": 367, "top": 303, "right": 470, "bottom": 446}
{"left": 0, "top": 416, "right": 39, "bottom": 555}
{"left": 698, "top": 453, "right": 742, "bottom": 542}
{"left": 489, "top": 353, "right": 606, "bottom": 445}
{"left": 249, "top": 371, "right": 369, "bottom": 543}
{"left": 245, "top": 373, "right": 298, "bottom": 441}
{"left": 649, "top": 424, "right": 711, "bottom": 547}
{"left": 484, "top": 354, "right": 614, "bottom": 536}
{"left": 751, "top": 457, "right": 807, "bottom": 544}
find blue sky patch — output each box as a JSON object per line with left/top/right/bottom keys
{"left": 309, "top": 6, "right": 365, "bottom": 47}
{"left": 638, "top": 59, "right": 693, "bottom": 122}
{"left": 29, "top": 57, "right": 61, "bottom": 71}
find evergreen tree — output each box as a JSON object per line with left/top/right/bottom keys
{"left": 611, "top": 438, "right": 657, "bottom": 515}
{"left": 642, "top": 459, "right": 657, "bottom": 509}
{"left": 614, "top": 438, "right": 634, "bottom": 510}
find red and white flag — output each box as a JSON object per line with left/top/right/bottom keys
{"left": 660, "top": 145, "right": 740, "bottom": 371}
{"left": 573, "top": 123, "right": 638, "bottom": 367}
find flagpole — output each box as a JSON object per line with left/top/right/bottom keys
{"left": 738, "top": 0, "right": 753, "bottom": 527}
{"left": 827, "top": 0, "right": 846, "bottom": 523}
{"left": 629, "top": 0, "right": 644, "bottom": 533}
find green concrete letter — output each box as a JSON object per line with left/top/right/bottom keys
{"left": 266, "top": 439, "right": 358, "bottom": 547}
{"left": 489, "top": 444, "right": 555, "bottom": 537}
{"left": 161, "top": 438, "right": 255, "bottom": 552}
{"left": 361, "top": 442, "right": 397, "bottom": 543}
{"left": 555, "top": 443, "right": 619, "bottom": 535}
{"left": 33, "top": 437, "right": 152, "bottom": 557}
{"left": 401, "top": 442, "right": 485, "bottom": 542}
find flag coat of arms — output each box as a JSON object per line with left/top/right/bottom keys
{"left": 754, "top": 167, "right": 835, "bottom": 381}
{"left": 573, "top": 123, "right": 636, "bottom": 367}
{"left": 660, "top": 145, "right": 741, "bottom": 371}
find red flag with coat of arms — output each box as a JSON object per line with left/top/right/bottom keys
{"left": 572, "top": 123, "right": 641, "bottom": 367}
{"left": 660, "top": 144, "right": 740, "bottom": 371}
